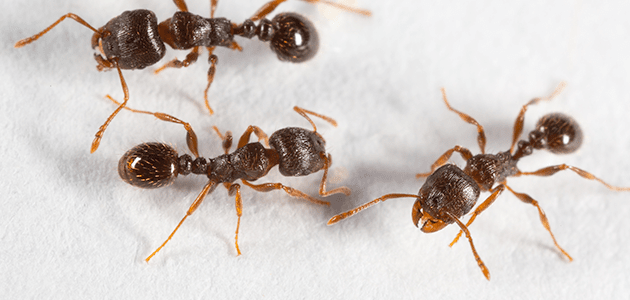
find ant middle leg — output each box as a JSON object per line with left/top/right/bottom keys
{"left": 105, "top": 95, "right": 200, "bottom": 157}
{"left": 250, "top": 0, "right": 372, "bottom": 22}
{"left": 415, "top": 145, "right": 473, "bottom": 178}
{"left": 504, "top": 184, "right": 573, "bottom": 261}
{"left": 318, "top": 154, "right": 351, "bottom": 196}
{"left": 440, "top": 88, "right": 487, "bottom": 154}
{"left": 154, "top": 46, "right": 201, "bottom": 74}
{"left": 509, "top": 82, "right": 567, "bottom": 153}
{"left": 450, "top": 184, "right": 506, "bottom": 246}
{"left": 240, "top": 180, "right": 330, "bottom": 206}
{"left": 224, "top": 182, "right": 243, "bottom": 255}
{"left": 516, "top": 164, "right": 630, "bottom": 191}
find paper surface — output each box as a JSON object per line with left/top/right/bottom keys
{"left": 2, "top": 0, "right": 629, "bottom": 298}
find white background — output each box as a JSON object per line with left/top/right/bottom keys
{"left": 2, "top": 0, "right": 629, "bottom": 298}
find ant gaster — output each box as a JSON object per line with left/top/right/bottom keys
{"left": 327, "top": 83, "right": 630, "bottom": 280}
{"left": 14, "top": 0, "right": 370, "bottom": 153}
{"left": 115, "top": 104, "right": 350, "bottom": 262}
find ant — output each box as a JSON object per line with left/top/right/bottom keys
{"left": 327, "top": 83, "right": 630, "bottom": 280}
{"left": 114, "top": 101, "right": 351, "bottom": 262}
{"left": 14, "top": 0, "right": 371, "bottom": 153}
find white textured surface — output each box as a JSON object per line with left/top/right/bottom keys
{"left": 2, "top": 0, "right": 630, "bottom": 298}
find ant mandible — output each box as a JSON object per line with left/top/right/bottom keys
{"left": 327, "top": 83, "right": 630, "bottom": 280}
{"left": 14, "top": 0, "right": 371, "bottom": 153}
{"left": 113, "top": 101, "right": 350, "bottom": 262}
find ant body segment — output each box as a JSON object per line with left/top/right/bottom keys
{"left": 115, "top": 103, "right": 350, "bottom": 262}
{"left": 14, "top": 0, "right": 370, "bottom": 153}
{"left": 327, "top": 83, "right": 630, "bottom": 280}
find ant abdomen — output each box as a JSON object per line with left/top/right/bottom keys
{"left": 533, "top": 113, "right": 583, "bottom": 154}
{"left": 269, "top": 13, "right": 319, "bottom": 63}
{"left": 269, "top": 127, "right": 326, "bottom": 176}
{"left": 98, "top": 10, "right": 166, "bottom": 70}
{"left": 118, "top": 142, "right": 179, "bottom": 189}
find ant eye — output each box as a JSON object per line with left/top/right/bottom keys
{"left": 270, "top": 13, "right": 319, "bottom": 63}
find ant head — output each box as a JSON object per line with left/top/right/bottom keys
{"left": 270, "top": 13, "right": 319, "bottom": 63}
{"left": 535, "top": 113, "right": 583, "bottom": 154}
{"left": 269, "top": 127, "right": 326, "bottom": 176}
{"left": 118, "top": 143, "right": 179, "bottom": 189}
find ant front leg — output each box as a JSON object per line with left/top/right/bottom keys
{"left": 509, "top": 82, "right": 566, "bottom": 153}
{"left": 237, "top": 126, "right": 270, "bottom": 148}
{"left": 318, "top": 154, "right": 351, "bottom": 196}
{"left": 224, "top": 182, "right": 243, "bottom": 255}
{"left": 154, "top": 46, "right": 201, "bottom": 74}
{"left": 105, "top": 95, "right": 201, "bottom": 157}
{"left": 241, "top": 180, "right": 330, "bottom": 206}
{"left": 450, "top": 184, "right": 506, "bottom": 246}
{"left": 504, "top": 184, "right": 572, "bottom": 261}
{"left": 446, "top": 212, "right": 491, "bottom": 280}
{"left": 440, "top": 88, "right": 487, "bottom": 154}
{"left": 91, "top": 63, "right": 129, "bottom": 153}
{"left": 416, "top": 146, "right": 473, "bottom": 178}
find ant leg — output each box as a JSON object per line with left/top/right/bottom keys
{"left": 294, "top": 106, "right": 338, "bottom": 132}
{"left": 210, "top": 0, "right": 218, "bottom": 18}
{"left": 510, "top": 82, "right": 566, "bottom": 153}
{"left": 203, "top": 47, "right": 218, "bottom": 115}
{"left": 450, "top": 185, "right": 506, "bottom": 246}
{"left": 146, "top": 181, "right": 218, "bottom": 262}
{"left": 105, "top": 95, "right": 200, "bottom": 158}
{"left": 91, "top": 63, "right": 128, "bottom": 153}
{"left": 319, "top": 154, "right": 351, "bottom": 196}
{"left": 416, "top": 146, "right": 473, "bottom": 178}
{"left": 241, "top": 180, "right": 330, "bottom": 206}
{"left": 440, "top": 88, "right": 487, "bottom": 154}
{"left": 154, "top": 46, "right": 200, "bottom": 74}
{"left": 212, "top": 126, "right": 233, "bottom": 154}
{"left": 446, "top": 211, "right": 490, "bottom": 280}
{"left": 504, "top": 184, "right": 573, "bottom": 261}
{"left": 237, "top": 126, "right": 270, "bottom": 148}
{"left": 15, "top": 13, "right": 99, "bottom": 48}
{"left": 327, "top": 193, "right": 418, "bottom": 225}
{"left": 516, "top": 164, "right": 630, "bottom": 191}
{"left": 173, "top": 0, "right": 189, "bottom": 12}
{"left": 250, "top": 0, "right": 371, "bottom": 22}
{"left": 224, "top": 182, "right": 243, "bottom": 255}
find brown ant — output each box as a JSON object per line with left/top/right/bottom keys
{"left": 114, "top": 101, "right": 350, "bottom": 262}
{"left": 327, "top": 83, "right": 630, "bottom": 280}
{"left": 14, "top": 0, "right": 370, "bottom": 153}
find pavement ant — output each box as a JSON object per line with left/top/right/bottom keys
{"left": 114, "top": 101, "right": 351, "bottom": 262}
{"left": 14, "top": 0, "right": 370, "bottom": 153}
{"left": 327, "top": 83, "right": 630, "bottom": 280}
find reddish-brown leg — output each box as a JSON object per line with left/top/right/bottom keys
{"left": 250, "top": 0, "right": 371, "bottom": 22}
{"left": 318, "top": 154, "right": 351, "bottom": 197}
{"left": 504, "top": 184, "right": 573, "bottom": 261}
{"left": 516, "top": 164, "right": 630, "bottom": 191}
{"left": 509, "top": 82, "right": 566, "bottom": 153}
{"left": 294, "top": 106, "right": 338, "bottom": 131}
{"left": 241, "top": 180, "right": 330, "bottom": 206}
{"left": 446, "top": 211, "right": 491, "bottom": 280}
{"left": 212, "top": 126, "right": 233, "bottom": 154}
{"left": 105, "top": 95, "right": 201, "bottom": 158}
{"left": 327, "top": 193, "right": 418, "bottom": 225}
{"left": 145, "top": 181, "right": 218, "bottom": 262}
{"left": 91, "top": 63, "right": 129, "bottom": 153}
{"left": 415, "top": 145, "right": 473, "bottom": 178}
{"left": 154, "top": 46, "right": 201, "bottom": 74}
{"left": 224, "top": 182, "right": 243, "bottom": 255}
{"left": 237, "top": 126, "right": 270, "bottom": 148}
{"left": 15, "top": 13, "right": 99, "bottom": 48}
{"left": 450, "top": 184, "right": 506, "bottom": 246}
{"left": 441, "top": 88, "right": 487, "bottom": 154}
{"left": 173, "top": 0, "right": 189, "bottom": 12}
{"left": 210, "top": 0, "right": 218, "bottom": 17}
{"left": 203, "top": 47, "right": 218, "bottom": 115}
